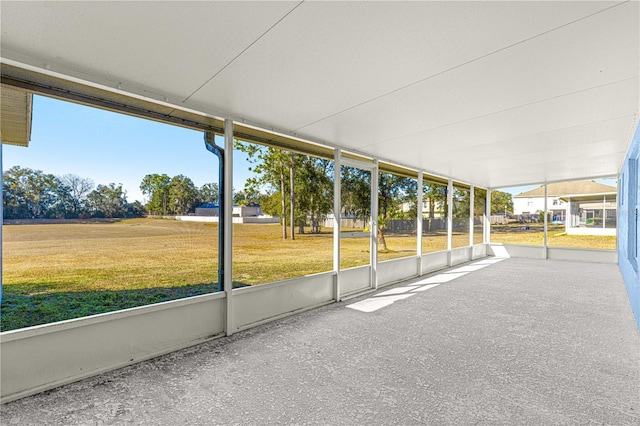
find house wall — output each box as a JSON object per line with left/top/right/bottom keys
{"left": 513, "top": 196, "right": 557, "bottom": 215}
{"left": 235, "top": 205, "right": 261, "bottom": 217}
{"left": 618, "top": 121, "right": 640, "bottom": 331}
{"left": 195, "top": 207, "right": 219, "bottom": 216}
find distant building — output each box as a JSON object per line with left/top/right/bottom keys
{"left": 514, "top": 181, "right": 617, "bottom": 236}
{"left": 233, "top": 203, "right": 262, "bottom": 218}
{"left": 195, "top": 203, "right": 219, "bottom": 216}
{"left": 195, "top": 202, "right": 263, "bottom": 218}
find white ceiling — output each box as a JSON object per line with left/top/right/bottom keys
{"left": 1, "top": 1, "right": 638, "bottom": 188}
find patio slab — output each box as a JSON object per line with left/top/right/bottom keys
{"left": 2, "top": 257, "right": 638, "bottom": 425}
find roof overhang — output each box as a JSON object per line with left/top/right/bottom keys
{"left": 559, "top": 192, "right": 617, "bottom": 202}
{"left": 1, "top": 84, "right": 32, "bottom": 147}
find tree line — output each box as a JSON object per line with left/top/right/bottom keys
{"left": 233, "top": 141, "right": 513, "bottom": 242}
{"left": 1, "top": 166, "right": 220, "bottom": 220}
{"left": 3, "top": 153, "right": 512, "bottom": 230}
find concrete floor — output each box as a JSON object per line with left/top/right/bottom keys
{"left": 2, "top": 257, "right": 639, "bottom": 425}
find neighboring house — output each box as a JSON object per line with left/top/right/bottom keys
{"left": 195, "top": 202, "right": 263, "bottom": 218}
{"left": 195, "top": 202, "right": 219, "bottom": 216}
{"left": 399, "top": 198, "right": 447, "bottom": 219}
{"left": 188, "top": 202, "right": 276, "bottom": 224}
{"left": 513, "top": 181, "right": 617, "bottom": 236}
{"left": 421, "top": 198, "right": 447, "bottom": 219}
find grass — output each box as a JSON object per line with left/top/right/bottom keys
{"left": 490, "top": 223, "right": 616, "bottom": 249}
{"left": 1, "top": 218, "right": 616, "bottom": 331}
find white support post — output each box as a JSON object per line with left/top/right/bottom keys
{"left": 485, "top": 189, "right": 491, "bottom": 245}
{"left": 333, "top": 150, "right": 341, "bottom": 301}
{"left": 543, "top": 184, "right": 548, "bottom": 258}
{"left": 0, "top": 140, "right": 3, "bottom": 303}
{"left": 469, "top": 185, "right": 475, "bottom": 249}
{"left": 223, "top": 119, "right": 234, "bottom": 336}
{"left": 417, "top": 172, "right": 424, "bottom": 275}
{"left": 603, "top": 195, "right": 607, "bottom": 229}
{"left": 447, "top": 179, "right": 453, "bottom": 266}
{"left": 371, "top": 160, "right": 379, "bottom": 290}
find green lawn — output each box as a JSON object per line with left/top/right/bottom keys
{"left": 1, "top": 218, "right": 616, "bottom": 331}
{"left": 491, "top": 223, "right": 616, "bottom": 249}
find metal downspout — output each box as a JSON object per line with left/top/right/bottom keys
{"left": 204, "top": 132, "right": 224, "bottom": 293}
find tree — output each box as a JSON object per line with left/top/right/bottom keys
{"left": 453, "top": 187, "right": 471, "bottom": 218}
{"left": 233, "top": 188, "right": 261, "bottom": 205}
{"left": 423, "top": 182, "right": 448, "bottom": 231}
{"left": 376, "top": 172, "right": 418, "bottom": 250}
{"left": 341, "top": 166, "right": 371, "bottom": 222}
{"left": 474, "top": 188, "right": 487, "bottom": 220}
{"left": 86, "top": 183, "right": 128, "bottom": 218}
{"left": 127, "top": 200, "right": 146, "bottom": 218}
{"left": 294, "top": 157, "right": 333, "bottom": 233}
{"left": 235, "top": 141, "right": 292, "bottom": 239}
{"left": 279, "top": 152, "right": 287, "bottom": 239}
{"left": 378, "top": 173, "right": 417, "bottom": 219}
{"left": 2, "top": 166, "right": 64, "bottom": 219}
{"left": 168, "top": 175, "right": 200, "bottom": 215}
{"left": 60, "top": 174, "right": 94, "bottom": 218}
{"left": 289, "top": 152, "right": 295, "bottom": 240}
{"left": 377, "top": 214, "right": 389, "bottom": 251}
{"left": 140, "top": 174, "right": 170, "bottom": 215}
{"left": 200, "top": 182, "right": 219, "bottom": 204}
{"left": 491, "top": 190, "right": 513, "bottom": 215}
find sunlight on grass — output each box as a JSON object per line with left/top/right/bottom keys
{"left": 1, "top": 218, "right": 616, "bottom": 330}
{"left": 491, "top": 223, "right": 615, "bottom": 249}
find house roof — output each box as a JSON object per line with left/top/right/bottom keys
{"left": 0, "top": 86, "right": 32, "bottom": 147}
{"left": 514, "top": 180, "right": 617, "bottom": 198}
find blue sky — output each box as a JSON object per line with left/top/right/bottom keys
{"left": 3, "top": 95, "right": 616, "bottom": 202}
{"left": 2, "top": 95, "right": 253, "bottom": 203}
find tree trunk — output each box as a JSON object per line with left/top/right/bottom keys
{"left": 162, "top": 193, "right": 167, "bottom": 216}
{"left": 290, "top": 152, "right": 295, "bottom": 241}
{"left": 378, "top": 227, "right": 388, "bottom": 251}
{"left": 429, "top": 198, "right": 435, "bottom": 231}
{"left": 280, "top": 160, "right": 287, "bottom": 239}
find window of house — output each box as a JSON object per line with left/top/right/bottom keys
{"left": 628, "top": 158, "right": 638, "bottom": 266}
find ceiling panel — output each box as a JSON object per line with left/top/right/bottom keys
{"left": 0, "top": 1, "right": 299, "bottom": 103}
{"left": 186, "top": 1, "right": 621, "bottom": 129}
{"left": 358, "top": 81, "right": 637, "bottom": 165}
{"left": 296, "top": 3, "right": 638, "bottom": 148}
{"left": 1, "top": 1, "right": 638, "bottom": 188}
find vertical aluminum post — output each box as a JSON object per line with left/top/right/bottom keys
{"left": 417, "top": 172, "right": 424, "bottom": 275}
{"left": 603, "top": 195, "right": 607, "bottom": 229}
{"left": 469, "top": 185, "right": 475, "bottom": 249}
{"left": 371, "top": 160, "right": 379, "bottom": 290}
{"left": 333, "top": 150, "right": 341, "bottom": 301}
{"left": 223, "top": 119, "right": 234, "bottom": 336}
{"left": 485, "top": 189, "right": 491, "bottom": 245}
{"left": 544, "top": 184, "right": 548, "bottom": 258}
{"left": 0, "top": 140, "right": 3, "bottom": 303}
{"left": 447, "top": 179, "right": 453, "bottom": 266}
